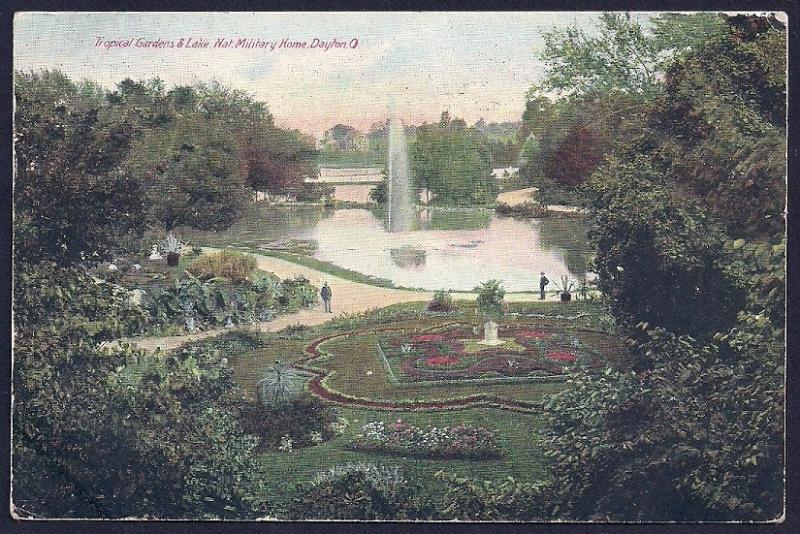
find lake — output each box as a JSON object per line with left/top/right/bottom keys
{"left": 179, "top": 204, "right": 594, "bottom": 292}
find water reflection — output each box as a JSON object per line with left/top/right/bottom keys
{"left": 309, "top": 209, "right": 593, "bottom": 291}
{"left": 390, "top": 246, "right": 427, "bottom": 269}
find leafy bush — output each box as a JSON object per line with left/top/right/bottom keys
{"left": 287, "top": 463, "right": 432, "bottom": 520}
{"left": 236, "top": 394, "right": 338, "bottom": 450}
{"left": 142, "top": 273, "right": 316, "bottom": 331}
{"left": 434, "top": 471, "right": 552, "bottom": 520}
{"left": 349, "top": 420, "right": 501, "bottom": 460}
{"left": 13, "top": 264, "right": 270, "bottom": 518}
{"left": 475, "top": 279, "right": 506, "bottom": 319}
{"left": 588, "top": 159, "right": 746, "bottom": 343}
{"left": 187, "top": 250, "right": 257, "bottom": 282}
{"left": 276, "top": 275, "right": 318, "bottom": 308}
{"left": 427, "top": 290, "right": 456, "bottom": 312}
{"left": 13, "top": 261, "right": 149, "bottom": 342}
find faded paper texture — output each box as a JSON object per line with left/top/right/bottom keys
{"left": 12, "top": 11, "right": 787, "bottom": 522}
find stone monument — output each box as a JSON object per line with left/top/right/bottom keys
{"left": 479, "top": 319, "right": 504, "bottom": 346}
{"left": 148, "top": 245, "right": 163, "bottom": 260}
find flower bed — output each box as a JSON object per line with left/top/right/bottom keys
{"left": 426, "top": 355, "right": 460, "bottom": 366}
{"left": 348, "top": 420, "right": 501, "bottom": 460}
{"left": 381, "top": 323, "right": 605, "bottom": 383}
{"left": 296, "top": 331, "right": 543, "bottom": 413}
{"left": 546, "top": 351, "right": 578, "bottom": 362}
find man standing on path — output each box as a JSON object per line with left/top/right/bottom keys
{"left": 320, "top": 281, "right": 332, "bottom": 312}
{"left": 539, "top": 272, "right": 549, "bottom": 300}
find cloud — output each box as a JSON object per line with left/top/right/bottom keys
{"left": 13, "top": 11, "right": 657, "bottom": 136}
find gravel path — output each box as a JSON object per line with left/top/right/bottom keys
{"left": 496, "top": 187, "right": 538, "bottom": 207}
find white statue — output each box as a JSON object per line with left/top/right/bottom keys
{"left": 479, "top": 319, "right": 504, "bottom": 346}
{"left": 148, "top": 245, "right": 163, "bottom": 260}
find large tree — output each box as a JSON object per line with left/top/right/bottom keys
{"left": 14, "top": 70, "right": 147, "bottom": 266}
{"left": 242, "top": 127, "right": 318, "bottom": 194}
{"left": 411, "top": 112, "right": 495, "bottom": 205}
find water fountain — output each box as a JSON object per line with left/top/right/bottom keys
{"left": 386, "top": 118, "right": 414, "bottom": 232}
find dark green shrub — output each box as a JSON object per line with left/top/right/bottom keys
{"left": 288, "top": 463, "right": 433, "bottom": 520}
{"left": 588, "top": 160, "right": 746, "bottom": 343}
{"left": 276, "top": 275, "right": 318, "bottom": 308}
{"left": 187, "top": 250, "right": 257, "bottom": 282}
{"left": 368, "top": 180, "right": 388, "bottom": 204}
{"left": 237, "top": 394, "right": 338, "bottom": 450}
{"left": 434, "top": 471, "right": 552, "bottom": 520}
{"left": 427, "top": 290, "right": 456, "bottom": 312}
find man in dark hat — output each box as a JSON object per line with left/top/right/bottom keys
{"left": 320, "top": 281, "right": 332, "bottom": 312}
{"left": 539, "top": 272, "right": 549, "bottom": 300}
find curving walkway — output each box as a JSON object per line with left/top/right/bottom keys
{"left": 124, "top": 247, "right": 547, "bottom": 352}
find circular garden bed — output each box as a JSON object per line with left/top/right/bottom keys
{"left": 382, "top": 323, "right": 607, "bottom": 382}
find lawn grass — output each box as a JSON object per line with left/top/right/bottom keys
{"left": 255, "top": 406, "right": 550, "bottom": 509}
{"left": 216, "top": 301, "right": 617, "bottom": 512}
{"left": 242, "top": 248, "right": 406, "bottom": 289}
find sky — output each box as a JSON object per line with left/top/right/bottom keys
{"left": 15, "top": 12, "right": 639, "bottom": 138}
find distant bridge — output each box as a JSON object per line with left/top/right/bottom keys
{"left": 306, "top": 167, "right": 384, "bottom": 184}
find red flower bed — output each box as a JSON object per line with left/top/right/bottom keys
{"left": 547, "top": 351, "right": 578, "bottom": 362}
{"left": 518, "top": 330, "right": 552, "bottom": 339}
{"left": 426, "top": 355, "right": 460, "bottom": 366}
{"left": 411, "top": 334, "right": 446, "bottom": 342}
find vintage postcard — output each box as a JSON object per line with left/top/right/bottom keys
{"left": 11, "top": 11, "right": 787, "bottom": 522}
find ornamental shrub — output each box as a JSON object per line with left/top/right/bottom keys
{"left": 187, "top": 250, "right": 257, "bottom": 282}
{"left": 142, "top": 273, "right": 316, "bottom": 331}
{"left": 287, "top": 463, "right": 433, "bottom": 520}
{"left": 236, "top": 394, "right": 338, "bottom": 450}
{"left": 349, "top": 420, "right": 501, "bottom": 460}
{"left": 475, "top": 279, "right": 505, "bottom": 319}
{"left": 427, "top": 290, "right": 456, "bottom": 312}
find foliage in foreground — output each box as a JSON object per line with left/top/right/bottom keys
{"left": 287, "top": 463, "right": 433, "bottom": 520}
{"left": 13, "top": 262, "right": 270, "bottom": 518}
{"left": 534, "top": 12, "right": 785, "bottom": 521}
{"left": 434, "top": 471, "right": 552, "bottom": 521}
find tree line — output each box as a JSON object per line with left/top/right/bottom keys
{"left": 14, "top": 70, "right": 318, "bottom": 266}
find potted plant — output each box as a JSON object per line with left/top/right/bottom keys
{"left": 475, "top": 279, "right": 506, "bottom": 345}
{"left": 552, "top": 275, "right": 575, "bottom": 302}
{"left": 162, "top": 233, "right": 182, "bottom": 266}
